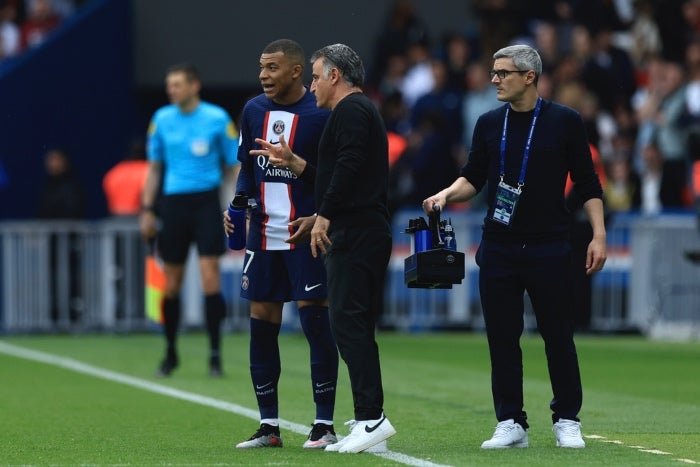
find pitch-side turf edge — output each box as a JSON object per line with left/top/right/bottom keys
{"left": 2, "top": 341, "right": 696, "bottom": 465}
{"left": 0, "top": 341, "right": 450, "bottom": 467}
{"left": 584, "top": 435, "right": 697, "bottom": 464}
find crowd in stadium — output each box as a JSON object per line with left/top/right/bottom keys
{"left": 363, "top": 0, "right": 700, "bottom": 220}
{"left": 0, "top": 0, "right": 87, "bottom": 62}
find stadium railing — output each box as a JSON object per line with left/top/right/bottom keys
{"left": 1, "top": 211, "right": 698, "bottom": 338}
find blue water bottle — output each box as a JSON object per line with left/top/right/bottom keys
{"left": 405, "top": 217, "right": 432, "bottom": 253}
{"left": 227, "top": 192, "right": 248, "bottom": 250}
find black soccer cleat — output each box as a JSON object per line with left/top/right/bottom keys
{"left": 155, "top": 355, "right": 178, "bottom": 378}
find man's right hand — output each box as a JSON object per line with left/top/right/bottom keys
{"left": 140, "top": 211, "right": 157, "bottom": 240}
{"left": 285, "top": 215, "right": 315, "bottom": 244}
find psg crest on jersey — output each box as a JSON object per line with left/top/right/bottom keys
{"left": 273, "top": 120, "right": 285, "bottom": 135}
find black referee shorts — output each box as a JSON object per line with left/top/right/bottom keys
{"left": 158, "top": 189, "right": 226, "bottom": 264}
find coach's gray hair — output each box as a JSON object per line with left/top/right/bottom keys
{"left": 494, "top": 44, "right": 542, "bottom": 79}
{"left": 310, "top": 43, "right": 365, "bottom": 87}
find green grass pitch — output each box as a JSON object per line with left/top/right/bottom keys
{"left": 0, "top": 331, "right": 698, "bottom": 466}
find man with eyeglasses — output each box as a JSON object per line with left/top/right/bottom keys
{"left": 422, "top": 44, "right": 606, "bottom": 450}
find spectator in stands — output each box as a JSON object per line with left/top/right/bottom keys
{"left": 656, "top": 0, "right": 690, "bottom": 63}
{"left": 140, "top": 63, "right": 239, "bottom": 378}
{"left": 440, "top": 31, "right": 473, "bottom": 93}
{"left": 532, "top": 20, "right": 561, "bottom": 75}
{"left": 37, "top": 147, "right": 85, "bottom": 219}
{"left": 570, "top": 88, "right": 617, "bottom": 160}
{"left": 391, "top": 60, "right": 463, "bottom": 211}
{"left": 422, "top": 44, "right": 606, "bottom": 450}
{"left": 374, "top": 54, "right": 408, "bottom": 103}
{"left": 366, "top": 0, "right": 430, "bottom": 92}
{"left": 102, "top": 141, "right": 149, "bottom": 216}
{"left": 410, "top": 58, "right": 463, "bottom": 149}
{"left": 580, "top": 23, "right": 637, "bottom": 114}
{"left": 398, "top": 37, "right": 434, "bottom": 108}
{"left": 574, "top": 0, "right": 628, "bottom": 32}
{"left": 462, "top": 61, "right": 499, "bottom": 154}
{"left": 37, "top": 147, "right": 86, "bottom": 324}
{"left": 471, "top": 0, "right": 528, "bottom": 59}
{"left": 628, "top": 0, "right": 662, "bottom": 69}
{"left": 20, "top": 0, "right": 60, "bottom": 51}
{"left": 603, "top": 156, "right": 641, "bottom": 213}
{"left": 639, "top": 141, "right": 664, "bottom": 214}
{"left": 636, "top": 60, "right": 689, "bottom": 208}
{"left": 38, "top": 0, "right": 74, "bottom": 19}
{"left": 0, "top": 0, "right": 20, "bottom": 60}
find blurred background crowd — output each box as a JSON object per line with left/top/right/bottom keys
{"left": 363, "top": 0, "right": 700, "bottom": 224}
{"left": 1, "top": 0, "right": 699, "bottom": 336}
{"left": 0, "top": 0, "right": 84, "bottom": 61}
{"left": 1, "top": 0, "right": 699, "bottom": 224}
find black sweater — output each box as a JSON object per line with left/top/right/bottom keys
{"left": 315, "top": 93, "right": 390, "bottom": 231}
{"left": 462, "top": 99, "right": 603, "bottom": 242}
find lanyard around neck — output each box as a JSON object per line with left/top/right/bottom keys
{"left": 499, "top": 97, "right": 542, "bottom": 188}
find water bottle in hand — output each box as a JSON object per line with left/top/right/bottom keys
{"left": 227, "top": 193, "right": 248, "bottom": 250}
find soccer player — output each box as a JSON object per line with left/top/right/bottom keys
{"left": 140, "top": 63, "right": 239, "bottom": 378}
{"left": 224, "top": 39, "right": 340, "bottom": 450}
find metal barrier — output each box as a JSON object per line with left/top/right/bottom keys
{"left": 1, "top": 219, "right": 139, "bottom": 332}
{"left": 2, "top": 211, "right": 699, "bottom": 338}
{"left": 628, "top": 214, "right": 700, "bottom": 340}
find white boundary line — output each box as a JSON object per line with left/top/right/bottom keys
{"left": 585, "top": 435, "right": 698, "bottom": 464}
{"left": 0, "top": 341, "right": 451, "bottom": 467}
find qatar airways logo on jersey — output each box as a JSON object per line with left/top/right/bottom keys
{"left": 256, "top": 154, "right": 298, "bottom": 180}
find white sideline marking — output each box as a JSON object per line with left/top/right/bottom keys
{"left": 585, "top": 435, "right": 698, "bottom": 464}
{"left": 0, "top": 341, "right": 451, "bottom": 467}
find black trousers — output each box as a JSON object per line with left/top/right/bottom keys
{"left": 325, "top": 225, "right": 392, "bottom": 421}
{"left": 476, "top": 238, "right": 582, "bottom": 428}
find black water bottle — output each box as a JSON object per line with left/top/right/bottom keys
{"left": 227, "top": 192, "right": 248, "bottom": 250}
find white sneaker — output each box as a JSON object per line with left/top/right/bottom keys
{"left": 481, "top": 419, "right": 529, "bottom": 449}
{"left": 325, "top": 420, "right": 389, "bottom": 453}
{"left": 334, "top": 415, "right": 396, "bottom": 453}
{"left": 553, "top": 418, "right": 585, "bottom": 448}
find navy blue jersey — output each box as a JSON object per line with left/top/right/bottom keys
{"left": 236, "top": 89, "right": 330, "bottom": 250}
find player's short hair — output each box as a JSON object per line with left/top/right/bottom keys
{"left": 263, "top": 39, "right": 306, "bottom": 66}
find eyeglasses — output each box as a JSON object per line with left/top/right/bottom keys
{"left": 489, "top": 69, "right": 529, "bottom": 80}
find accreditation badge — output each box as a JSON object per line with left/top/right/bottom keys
{"left": 492, "top": 180, "right": 522, "bottom": 226}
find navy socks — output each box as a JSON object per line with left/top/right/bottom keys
{"left": 250, "top": 317, "right": 282, "bottom": 419}
{"left": 299, "top": 305, "right": 338, "bottom": 422}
